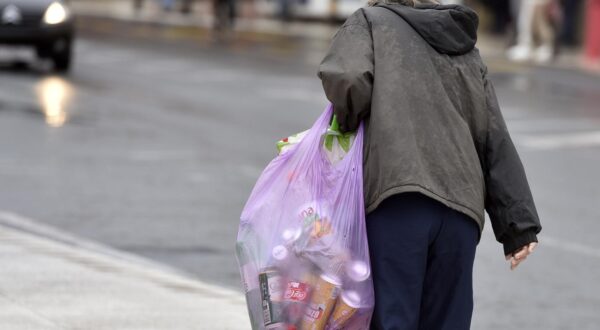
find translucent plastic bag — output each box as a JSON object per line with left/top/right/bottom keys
{"left": 277, "top": 115, "right": 355, "bottom": 166}
{"left": 236, "top": 105, "right": 374, "bottom": 330}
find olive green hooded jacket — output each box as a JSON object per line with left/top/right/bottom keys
{"left": 318, "top": 3, "right": 542, "bottom": 255}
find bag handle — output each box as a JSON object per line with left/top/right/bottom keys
{"left": 292, "top": 104, "right": 363, "bottom": 168}
{"left": 324, "top": 115, "right": 354, "bottom": 153}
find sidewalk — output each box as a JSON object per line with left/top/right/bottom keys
{"left": 70, "top": 0, "right": 593, "bottom": 75}
{"left": 0, "top": 211, "right": 249, "bottom": 330}
{"left": 71, "top": 0, "right": 340, "bottom": 43}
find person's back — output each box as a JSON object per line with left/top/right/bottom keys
{"left": 318, "top": 1, "right": 542, "bottom": 329}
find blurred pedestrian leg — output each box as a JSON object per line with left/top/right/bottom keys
{"left": 584, "top": 0, "right": 600, "bottom": 69}
{"left": 508, "top": 0, "right": 556, "bottom": 63}
{"left": 507, "top": 0, "right": 536, "bottom": 62}
{"left": 181, "top": 0, "right": 193, "bottom": 13}
{"left": 481, "top": 0, "right": 512, "bottom": 34}
{"left": 560, "top": 0, "right": 582, "bottom": 46}
{"left": 213, "top": 0, "right": 237, "bottom": 32}
{"left": 133, "top": 0, "right": 144, "bottom": 11}
{"left": 162, "top": 0, "right": 176, "bottom": 11}
{"left": 279, "top": 0, "right": 292, "bottom": 21}
{"left": 532, "top": 0, "right": 556, "bottom": 63}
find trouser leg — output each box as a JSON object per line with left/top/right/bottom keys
{"left": 533, "top": 0, "right": 555, "bottom": 48}
{"left": 417, "top": 207, "right": 479, "bottom": 330}
{"left": 366, "top": 193, "right": 443, "bottom": 330}
{"left": 516, "top": 0, "right": 536, "bottom": 48}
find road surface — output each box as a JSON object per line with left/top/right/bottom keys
{"left": 1, "top": 32, "right": 599, "bottom": 329}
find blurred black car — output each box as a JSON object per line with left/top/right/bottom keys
{"left": 0, "top": 0, "right": 74, "bottom": 72}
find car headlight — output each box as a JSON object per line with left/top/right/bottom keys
{"left": 43, "top": 2, "right": 69, "bottom": 25}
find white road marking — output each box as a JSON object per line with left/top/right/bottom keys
{"left": 507, "top": 117, "right": 600, "bottom": 133}
{"left": 541, "top": 236, "right": 600, "bottom": 259}
{"left": 483, "top": 226, "right": 600, "bottom": 259}
{"left": 517, "top": 131, "right": 600, "bottom": 150}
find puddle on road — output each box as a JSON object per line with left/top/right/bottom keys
{"left": 35, "top": 76, "right": 73, "bottom": 128}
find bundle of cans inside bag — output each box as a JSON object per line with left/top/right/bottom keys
{"left": 236, "top": 201, "right": 374, "bottom": 330}
{"left": 236, "top": 113, "right": 374, "bottom": 330}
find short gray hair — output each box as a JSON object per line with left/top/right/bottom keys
{"left": 367, "top": 0, "right": 440, "bottom": 7}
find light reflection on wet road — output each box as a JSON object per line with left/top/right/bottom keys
{"left": 36, "top": 76, "right": 73, "bottom": 127}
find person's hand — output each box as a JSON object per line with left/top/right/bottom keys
{"left": 505, "top": 242, "right": 538, "bottom": 270}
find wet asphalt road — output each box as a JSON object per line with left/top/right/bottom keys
{"left": 1, "top": 33, "right": 600, "bottom": 329}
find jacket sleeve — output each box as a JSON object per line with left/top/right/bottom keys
{"left": 318, "top": 10, "right": 374, "bottom": 133}
{"left": 482, "top": 66, "right": 542, "bottom": 256}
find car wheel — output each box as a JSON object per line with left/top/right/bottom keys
{"left": 52, "top": 41, "right": 72, "bottom": 73}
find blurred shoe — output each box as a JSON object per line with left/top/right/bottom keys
{"left": 534, "top": 45, "right": 554, "bottom": 64}
{"left": 507, "top": 45, "right": 532, "bottom": 62}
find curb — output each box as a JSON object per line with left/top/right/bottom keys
{"left": 74, "top": 12, "right": 337, "bottom": 46}
{"left": 0, "top": 210, "right": 245, "bottom": 301}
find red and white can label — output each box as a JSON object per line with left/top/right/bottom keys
{"left": 284, "top": 281, "right": 310, "bottom": 302}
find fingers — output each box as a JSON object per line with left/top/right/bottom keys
{"left": 514, "top": 246, "right": 529, "bottom": 260}
{"left": 510, "top": 255, "right": 526, "bottom": 270}
{"left": 508, "top": 242, "right": 538, "bottom": 271}
{"left": 528, "top": 242, "right": 538, "bottom": 253}
{"left": 510, "top": 256, "right": 518, "bottom": 270}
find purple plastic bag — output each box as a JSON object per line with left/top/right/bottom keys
{"left": 236, "top": 105, "right": 374, "bottom": 330}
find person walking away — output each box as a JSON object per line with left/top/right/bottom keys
{"left": 213, "top": 0, "right": 237, "bottom": 31}
{"left": 133, "top": 0, "right": 144, "bottom": 11}
{"left": 481, "top": 0, "right": 513, "bottom": 34}
{"left": 181, "top": 0, "right": 194, "bottom": 14}
{"left": 560, "top": 0, "right": 582, "bottom": 47}
{"left": 279, "top": 0, "right": 293, "bottom": 21}
{"left": 162, "top": 0, "right": 176, "bottom": 11}
{"left": 318, "top": 0, "right": 542, "bottom": 329}
{"left": 508, "top": 0, "right": 558, "bottom": 63}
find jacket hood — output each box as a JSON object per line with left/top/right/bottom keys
{"left": 376, "top": 3, "right": 479, "bottom": 55}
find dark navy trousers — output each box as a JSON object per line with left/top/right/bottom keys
{"left": 366, "top": 193, "right": 480, "bottom": 330}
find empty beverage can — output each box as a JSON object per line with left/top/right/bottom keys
{"left": 260, "top": 267, "right": 285, "bottom": 327}
{"left": 299, "top": 273, "right": 341, "bottom": 330}
{"left": 326, "top": 290, "right": 362, "bottom": 329}
{"left": 284, "top": 278, "right": 312, "bottom": 324}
